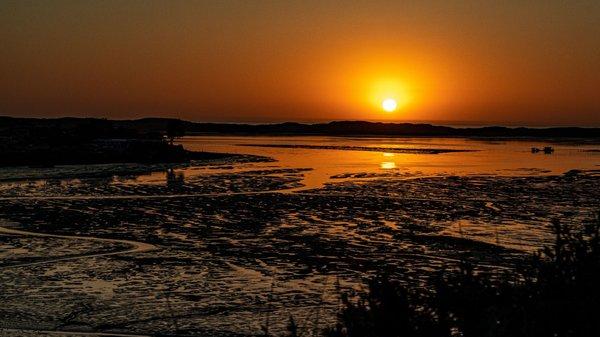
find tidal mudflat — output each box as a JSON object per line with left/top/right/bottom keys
{"left": 0, "top": 136, "right": 599, "bottom": 336}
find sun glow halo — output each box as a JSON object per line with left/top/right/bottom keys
{"left": 382, "top": 98, "right": 398, "bottom": 112}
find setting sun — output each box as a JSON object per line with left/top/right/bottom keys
{"left": 382, "top": 98, "right": 398, "bottom": 112}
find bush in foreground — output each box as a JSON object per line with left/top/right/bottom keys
{"left": 323, "top": 213, "right": 600, "bottom": 337}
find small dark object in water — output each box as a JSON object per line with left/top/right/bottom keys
{"left": 532, "top": 147, "right": 554, "bottom": 154}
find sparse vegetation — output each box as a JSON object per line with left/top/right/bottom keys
{"left": 322, "top": 213, "right": 600, "bottom": 337}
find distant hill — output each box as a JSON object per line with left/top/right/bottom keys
{"left": 185, "top": 121, "right": 600, "bottom": 138}
{"left": 2, "top": 116, "right": 600, "bottom": 139}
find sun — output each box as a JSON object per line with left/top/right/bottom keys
{"left": 382, "top": 98, "right": 398, "bottom": 112}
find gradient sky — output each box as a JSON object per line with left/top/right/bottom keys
{"left": 1, "top": 1, "right": 599, "bottom": 125}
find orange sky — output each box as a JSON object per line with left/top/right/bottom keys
{"left": 1, "top": 1, "right": 599, "bottom": 126}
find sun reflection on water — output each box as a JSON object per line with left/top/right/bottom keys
{"left": 381, "top": 152, "right": 396, "bottom": 169}
{"left": 380, "top": 161, "right": 396, "bottom": 169}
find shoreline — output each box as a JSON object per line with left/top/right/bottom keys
{"left": 0, "top": 139, "right": 270, "bottom": 169}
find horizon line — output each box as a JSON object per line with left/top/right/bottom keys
{"left": 2, "top": 115, "right": 599, "bottom": 129}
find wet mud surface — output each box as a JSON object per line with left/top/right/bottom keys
{"left": 0, "top": 151, "right": 599, "bottom": 336}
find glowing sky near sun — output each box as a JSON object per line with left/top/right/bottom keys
{"left": 1, "top": 1, "right": 599, "bottom": 125}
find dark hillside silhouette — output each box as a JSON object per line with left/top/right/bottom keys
{"left": 2, "top": 117, "right": 600, "bottom": 139}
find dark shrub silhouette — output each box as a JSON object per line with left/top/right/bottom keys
{"left": 166, "top": 119, "right": 186, "bottom": 145}
{"left": 324, "top": 276, "right": 444, "bottom": 337}
{"left": 324, "top": 213, "right": 600, "bottom": 337}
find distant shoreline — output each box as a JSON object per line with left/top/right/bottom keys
{"left": 184, "top": 133, "right": 600, "bottom": 145}
{"left": 2, "top": 116, "right": 600, "bottom": 139}
{"left": 2, "top": 116, "right": 599, "bottom": 168}
{"left": 237, "top": 143, "right": 476, "bottom": 154}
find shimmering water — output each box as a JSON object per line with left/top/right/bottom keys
{"left": 178, "top": 136, "right": 599, "bottom": 189}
